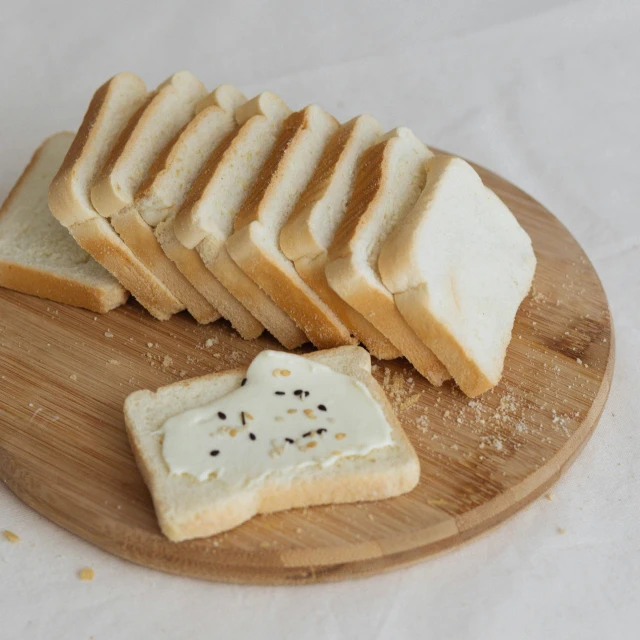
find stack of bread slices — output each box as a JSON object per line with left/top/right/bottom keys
{"left": 2, "top": 71, "right": 537, "bottom": 397}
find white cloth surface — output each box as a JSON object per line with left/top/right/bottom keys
{"left": 1, "top": 0, "right": 638, "bottom": 638}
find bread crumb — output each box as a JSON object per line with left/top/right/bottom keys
{"left": 546, "top": 493, "right": 555, "bottom": 501}
{"left": 557, "top": 527, "right": 566, "bottom": 535}
{"left": 205, "top": 337, "right": 218, "bottom": 348}
{"left": 399, "top": 392, "right": 421, "bottom": 411}
{"left": 3, "top": 530, "right": 19, "bottom": 543}
{"left": 79, "top": 567, "right": 95, "bottom": 581}
{"left": 69, "top": 373, "right": 78, "bottom": 381}
{"left": 147, "top": 342, "right": 154, "bottom": 348}
{"left": 108, "top": 359, "right": 119, "bottom": 365}
{"left": 162, "top": 355, "right": 173, "bottom": 368}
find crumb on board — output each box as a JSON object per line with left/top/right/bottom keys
{"left": 3, "top": 530, "right": 20, "bottom": 543}
{"left": 204, "top": 337, "right": 219, "bottom": 348}
{"left": 147, "top": 342, "right": 154, "bottom": 348}
{"left": 104, "top": 332, "right": 113, "bottom": 338}
{"left": 162, "top": 355, "right": 173, "bottom": 369}
{"left": 108, "top": 359, "right": 119, "bottom": 365}
{"left": 78, "top": 567, "right": 95, "bottom": 581}
{"left": 69, "top": 373, "right": 77, "bottom": 381}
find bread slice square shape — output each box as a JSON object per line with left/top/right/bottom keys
{"left": 48, "top": 73, "right": 185, "bottom": 320}
{"left": 171, "top": 92, "right": 306, "bottom": 348}
{"left": 378, "top": 155, "right": 536, "bottom": 396}
{"left": 0, "top": 132, "right": 128, "bottom": 313}
{"left": 325, "top": 128, "right": 449, "bottom": 385}
{"left": 226, "top": 106, "right": 358, "bottom": 349}
{"left": 280, "top": 115, "right": 400, "bottom": 359}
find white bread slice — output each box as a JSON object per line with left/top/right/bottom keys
{"left": 150, "top": 90, "right": 287, "bottom": 340}
{"left": 280, "top": 116, "right": 400, "bottom": 360}
{"left": 105, "top": 85, "right": 249, "bottom": 328}
{"left": 325, "top": 128, "right": 450, "bottom": 385}
{"left": 48, "top": 73, "right": 184, "bottom": 320}
{"left": 90, "top": 72, "right": 222, "bottom": 324}
{"left": 170, "top": 92, "right": 305, "bottom": 348}
{"left": 90, "top": 71, "right": 207, "bottom": 218}
{"left": 379, "top": 156, "right": 536, "bottom": 396}
{"left": 226, "top": 106, "right": 358, "bottom": 349}
{"left": 124, "top": 345, "right": 419, "bottom": 541}
{"left": 0, "top": 132, "right": 128, "bottom": 313}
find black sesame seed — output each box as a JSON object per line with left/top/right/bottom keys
{"left": 285, "top": 438, "right": 294, "bottom": 444}
{"left": 241, "top": 411, "right": 246, "bottom": 426}
{"left": 249, "top": 432, "right": 256, "bottom": 441}
{"left": 275, "top": 391, "right": 285, "bottom": 396}
{"left": 317, "top": 404, "right": 327, "bottom": 411}
{"left": 241, "top": 378, "right": 247, "bottom": 386}
{"left": 217, "top": 411, "right": 226, "bottom": 420}
{"left": 210, "top": 450, "right": 220, "bottom": 456}
{"left": 294, "top": 389, "right": 303, "bottom": 396}
{"left": 304, "top": 391, "right": 310, "bottom": 397}
{"left": 317, "top": 428, "right": 327, "bottom": 435}
{"left": 303, "top": 431, "right": 312, "bottom": 438}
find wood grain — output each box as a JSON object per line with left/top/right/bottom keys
{"left": 0, "top": 159, "right": 613, "bottom": 584}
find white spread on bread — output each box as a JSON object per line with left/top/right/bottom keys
{"left": 161, "top": 351, "right": 393, "bottom": 486}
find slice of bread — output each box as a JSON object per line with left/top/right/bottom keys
{"left": 107, "top": 85, "right": 249, "bottom": 327}
{"left": 48, "top": 73, "right": 184, "bottom": 320}
{"left": 226, "top": 106, "right": 358, "bottom": 349}
{"left": 124, "top": 345, "right": 419, "bottom": 541}
{"left": 148, "top": 88, "right": 278, "bottom": 339}
{"left": 156, "top": 213, "right": 264, "bottom": 339}
{"left": 0, "top": 132, "right": 128, "bottom": 313}
{"left": 171, "top": 92, "right": 306, "bottom": 348}
{"left": 325, "top": 128, "right": 450, "bottom": 385}
{"left": 379, "top": 156, "right": 536, "bottom": 396}
{"left": 90, "top": 72, "right": 223, "bottom": 324}
{"left": 280, "top": 115, "right": 400, "bottom": 359}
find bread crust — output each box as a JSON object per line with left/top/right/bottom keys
{"left": 326, "top": 137, "right": 450, "bottom": 384}
{"left": 47, "top": 73, "right": 185, "bottom": 319}
{"left": 156, "top": 219, "right": 264, "bottom": 339}
{"left": 110, "top": 206, "right": 220, "bottom": 324}
{"left": 228, "top": 108, "right": 356, "bottom": 349}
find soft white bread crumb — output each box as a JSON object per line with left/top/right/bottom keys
{"left": 227, "top": 105, "right": 358, "bottom": 349}
{"left": 47, "top": 72, "right": 184, "bottom": 320}
{"left": 90, "top": 71, "right": 207, "bottom": 219}
{"left": 279, "top": 115, "right": 400, "bottom": 359}
{"left": 124, "top": 346, "right": 419, "bottom": 541}
{"left": 378, "top": 155, "right": 536, "bottom": 396}
{"left": 325, "top": 128, "right": 449, "bottom": 385}
{"left": 0, "top": 132, "right": 128, "bottom": 312}
{"left": 172, "top": 91, "right": 306, "bottom": 348}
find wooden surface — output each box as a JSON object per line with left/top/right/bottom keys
{"left": 0, "top": 161, "right": 613, "bottom": 584}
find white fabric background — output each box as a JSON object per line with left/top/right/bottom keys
{"left": 1, "top": 1, "right": 638, "bottom": 638}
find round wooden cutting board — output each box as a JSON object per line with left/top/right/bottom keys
{"left": 0, "top": 161, "right": 613, "bottom": 585}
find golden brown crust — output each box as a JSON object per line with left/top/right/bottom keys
{"left": 234, "top": 110, "right": 309, "bottom": 232}
{"left": 202, "top": 242, "right": 306, "bottom": 348}
{"left": 329, "top": 141, "right": 386, "bottom": 262}
{"left": 156, "top": 223, "right": 265, "bottom": 339}
{"left": 90, "top": 92, "right": 157, "bottom": 217}
{"left": 70, "top": 217, "right": 184, "bottom": 320}
{"left": 228, "top": 224, "right": 356, "bottom": 349}
{"left": 110, "top": 206, "right": 220, "bottom": 323}
{"left": 280, "top": 119, "right": 360, "bottom": 260}
{"left": 296, "top": 253, "right": 401, "bottom": 360}
{"left": 0, "top": 260, "right": 128, "bottom": 313}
